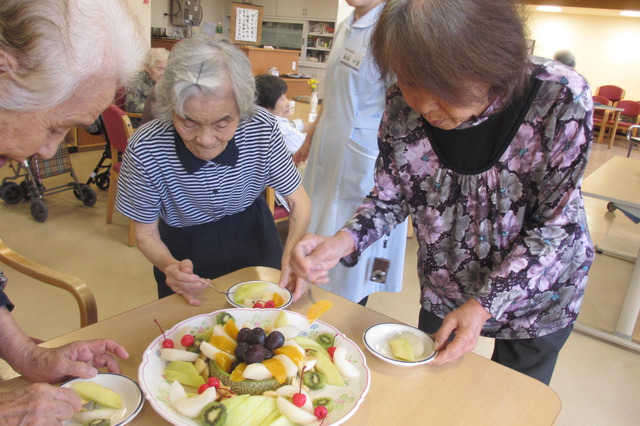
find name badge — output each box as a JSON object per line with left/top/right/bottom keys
{"left": 340, "top": 48, "right": 364, "bottom": 71}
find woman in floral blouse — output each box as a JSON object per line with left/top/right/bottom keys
{"left": 288, "top": 0, "right": 594, "bottom": 385}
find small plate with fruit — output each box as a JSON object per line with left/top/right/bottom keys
{"left": 363, "top": 323, "right": 437, "bottom": 367}
{"left": 62, "top": 373, "right": 144, "bottom": 425}
{"left": 226, "top": 280, "right": 292, "bottom": 310}
{"left": 139, "top": 308, "right": 370, "bottom": 425}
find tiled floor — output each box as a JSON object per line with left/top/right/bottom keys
{"left": 1, "top": 134, "right": 640, "bottom": 425}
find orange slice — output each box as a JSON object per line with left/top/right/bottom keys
{"left": 215, "top": 352, "right": 233, "bottom": 373}
{"left": 274, "top": 345, "right": 304, "bottom": 367}
{"left": 209, "top": 335, "right": 237, "bottom": 355}
{"left": 223, "top": 318, "right": 239, "bottom": 341}
{"left": 230, "top": 363, "right": 247, "bottom": 382}
{"left": 272, "top": 292, "right": 284, "bottom": 308}
{"left": 306, "top": 300, "right": 333, "bottom": 323}
{"left": 262, "top": 358, "right": 287, "bottom": 384}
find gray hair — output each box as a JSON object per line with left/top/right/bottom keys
{"left": 0, "top": 0, "right": 147, "bottom": 111}
{"left": 553, "top": 50, "right": 576, "bottom": 68}
{"left": 154, "top": 35, "right": 256, "bottom": 122}
{"left": 146, "top": 47, "right": 169, "bottom": 68}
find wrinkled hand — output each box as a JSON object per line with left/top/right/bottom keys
{"left": 165, "top": 259, "right": 206, "bottom": 306}
{"left": 0, "top": 383, "right": 81, "bottom": 425}
{"left": 430, "top": 299, "right": 492, "bottom": 366}
{"left": 17, "top": 339, "right": 129, "bottom": 384}
{"left": 289, "top": 232, "right": 355, "bottom": 286}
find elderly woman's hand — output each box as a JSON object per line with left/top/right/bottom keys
{"left": 0, "top": 383, "right": 82, "bottom": 425}
{"left": 164, "top": 259, "right": 207, "bottom": 306}
{"left": 289, "top": 231, "right": 356, "bottom": 286}
{"left": 15, "top": 339, "right": 129, "bottom": 384}
{"left": 429, "top": 300, "right": 492, "bottom": 366}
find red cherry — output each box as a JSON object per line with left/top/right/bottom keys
{"left": 327, "top": 346, "right": 336, "bottom": 359}
{"left": 198, "top": 383, "right": 210, "bottom": 394}
{"left": 314, "top": 405, "right": 328, "bottom": 419}
{"left": 253, "top": 301, "right": 264, "bottom": 309}
{"left": 265, "top": 300, "right": 275, "bottom": 309}
{"left": 207, "top": 377, "right": 221, "bottom": 388}
{"left": 292, "top": 393, "right": 306, "bottom": 407}
{"left": 154, "top": 319, "right": 174, "bottom": 349}
{"left": 181, "top": 334, "right": 195, "bottom": 347}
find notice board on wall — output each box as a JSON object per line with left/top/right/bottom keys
{"left": 230, "top": 2, "right": 264, "bottom": 46}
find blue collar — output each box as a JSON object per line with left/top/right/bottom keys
{"left": 174, "top": 128, "right": 238, "bottom": 174}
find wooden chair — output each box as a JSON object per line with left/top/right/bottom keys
{"left": 103, "top": 104, "right": 136, "bottom": 247}
{"left": 592, "top": 95, "right": 612, "bottom": 139}
{"left": 606, "top": 100, "right": 640, "bottom": 147}
{"left": 0, "top": 238, "right": 97, "bottom": 328}
{"left": 265, "top": 187, "right": 290, "bottom": 224}
{"left": 595, "top": 85, "right": 625, "bottom": 103}
{"left": 114, "top": 87, "right": 143, "bottom": 130}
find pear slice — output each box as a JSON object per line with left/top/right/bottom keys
{"left": 276, "top": 396, "right": 317, "bottom": 425}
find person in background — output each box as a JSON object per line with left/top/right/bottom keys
{"left": 0, "top": 0, "right": 146, "bottom": 422}
{"left": 291, "top": 0, "right": 408, "bottom": 306}
{"left": 255, "top": 74, "right": 307, "bottom": 156}
{"left": 115, "top": 35, "right": 311, "bottom": 306}
{"left": 125, "top": 47, "right": 169, "bottom": 127}
{"left": 553, "top": 50, "right": 576, "bottom": 68}
{"left": 290, "top": 0, "right": 594, "bottom": 385}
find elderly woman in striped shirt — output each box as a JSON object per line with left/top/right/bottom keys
{"left": 116, "top": 35, "right": 311, "bottom": 305}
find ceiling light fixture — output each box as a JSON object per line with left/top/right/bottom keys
{"left": 536, "top": 6, "right": 562, "bottom": 13}
{"left": 620, "top": 10, "right": 640, "bottom": 18}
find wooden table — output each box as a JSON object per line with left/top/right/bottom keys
{"left": 0, "top": 267, "right": 561, "bottom": 425}
{"left": 581, "top": 156, "right": 640, "bottom": 349}
{"left": 594, "top": 104, "right": 625, "bottom": 148}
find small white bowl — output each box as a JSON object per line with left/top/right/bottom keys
{"left": 225, "top": 280, "right": 292, "bottom": 309}
{"left": 62, "top": 373, "right": 144, "bottom": 425}
{"left": 363, "top": 323, "right": 437, "bottom": 367}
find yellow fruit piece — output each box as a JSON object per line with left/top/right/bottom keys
{"left": 274, "top": 346, "right": 304, "bottom": 367}
{"left": 209, "top": 335, "right": 237, "bottom": 355}
{"left": 224, "top": 318, "right": 239, "bottom": 341}
{"left": 306, "top": 300, "right": 333, "bottom": 323}
{"left": 70, "top": 381, "right": 123, "bottom": 409}
{"left": 215, "top": 352, "right": 233, "bottom": 373}
{"left": 272, "top": 292, "right": 284, "bottom": 308}
{"left": 262, "top": 358, "right": 287, "bottom": 384}
{"left": 230, "top": 363, "right": 247, "bottom": 382}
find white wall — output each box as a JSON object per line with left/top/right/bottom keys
{"left": 525, "top": 8, "right": 640, "bottom": 100}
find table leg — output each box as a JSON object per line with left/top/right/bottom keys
{"left": 608, "top": 111, "right": 621, "bottom": 149}
{"left": 597, "top": 110, "right": 610, "bottom": 145}
{"left": 614, "top": 246, "right": 640, "bottom": 339}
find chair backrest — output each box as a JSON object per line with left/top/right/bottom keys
{"left": 264, "top": 187, "right": 290, "bottom": 223}
{"left": 596, "top": 85, "right": 625, "bottom": 103}
{"left": 101, "top": 104, "right": 132, "bottom": 154}
{"left": 592, "top": 95, "right": 611, "bottom": 106}
{"left": 615, "top": 100, "right": 640, "bottom": 117}
{"left": 0, "top": 238, "right": 97, "bottom": 328}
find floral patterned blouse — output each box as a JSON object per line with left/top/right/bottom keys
{"left": 342, "top": 57, "right": 595, "bottom": 339}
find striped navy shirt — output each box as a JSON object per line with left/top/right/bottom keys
{"left": 115, "top": 107, "right": 301, "bottom": 227}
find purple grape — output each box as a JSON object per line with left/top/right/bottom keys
{"left": 243, "top": 344, "right": 267, "bottom": 364}
{"left": 265, "top": 331, "right": 285, "bottom": 350}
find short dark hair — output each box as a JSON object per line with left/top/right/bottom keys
{"left": 371, "top": 0, "right": 529, "bottom": 109}
{"left": 255, "top": 74, "right": 288, "bottom": 110}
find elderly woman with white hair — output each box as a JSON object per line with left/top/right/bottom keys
{"left": 0, "top": 0, "right": 146, "bottom": 422}
{"left": 125, "top": 47, "right": 169, "bottom": 126}
{"left": 116, "top": 35, "right": 311, "bottom": 306}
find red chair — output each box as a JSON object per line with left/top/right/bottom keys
{"left": 102, "top": 104, "right": 136, "bottom": 246}
{"left": 606, "top": 100, "right": 640, "bottom": 147}
{"left": 592, "top": 95, "right": 611, "bottom": 131}
{"left": 265, "top": 187, "right": 290, "bottom": 224}
{"left": 595, "top": 85, "right": 625, "bottom": 103}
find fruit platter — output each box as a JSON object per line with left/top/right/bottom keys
{"left": 138, "top": 308, "right": 370, "bottom": 425}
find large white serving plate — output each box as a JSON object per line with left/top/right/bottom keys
{"left": 62, "top": 373, "right": 144, "bottom": 425}
{"left": 138, "top": 308, "right": 370, "bottom": 425}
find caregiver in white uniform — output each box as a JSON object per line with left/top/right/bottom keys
{"left": 294, "top": 0, "right": 407, "bottom": 305}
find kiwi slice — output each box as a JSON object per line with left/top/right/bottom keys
{"left": 216, "top": 312, "right": 234, "bottom": 325}
{"left": 312, "top": 396, "right": 335, "bottom": 412}
{"left": 303, "top": 371, "right": 327, "bottom": 390}
{"left": 316, "top": 333, "right": 335, "bottom": 350}
{"left": 199, "top": 401, "right": 227, "bottom": 426}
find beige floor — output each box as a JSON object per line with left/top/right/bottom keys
{"left": 1, "top": 135, "right": 640, "bottom": 425}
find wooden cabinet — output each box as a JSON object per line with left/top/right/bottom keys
{"left": 239, "top": 46, "right": 310, "bottom": 97}
{"left": 75, "top": 128, "right": 105, "bottom": 151}
{"left": 151, "top": 37, "right": 180, "bottom": 51}
{"left": 225, "top": 0, "right": 278, "bottom": 16}
{"left": 277, "top": 0, "right": 337, "bottom": 20}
